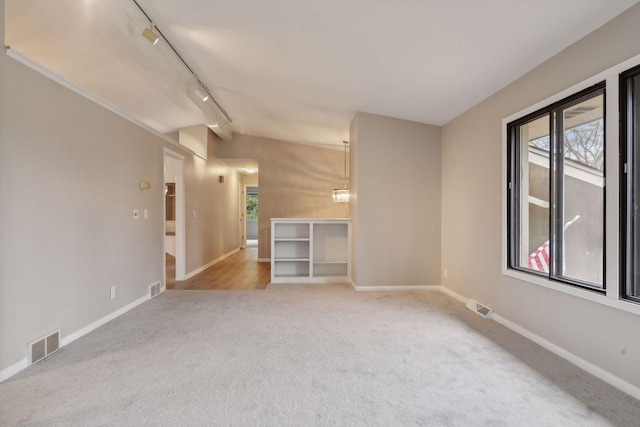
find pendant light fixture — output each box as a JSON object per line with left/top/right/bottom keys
{"left": 332, "top": 140, "right": 350, "bottom": 203}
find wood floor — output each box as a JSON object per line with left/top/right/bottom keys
{"left": 166, "top": 247, "right": 270, "bottom": 290}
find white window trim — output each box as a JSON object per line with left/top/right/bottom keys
{"left": 502, "top": 53, "right": 640, "bottom": 317}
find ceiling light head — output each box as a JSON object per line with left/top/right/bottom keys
{"left": 245, "top": 168, "right": 257, "bottom": 174}
{"left": 194, "top": 86, "right": 209, "bottom": 102}
{"left": 142, "top": 26, "right": 159, "bottom": 46}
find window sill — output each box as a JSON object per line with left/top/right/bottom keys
{"left": 503, "top": 268, "right": 640, "bottom": 317}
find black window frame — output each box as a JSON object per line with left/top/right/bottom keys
{"left": 507, "top": 82, "right": 606, "bottom": 292}
{"left": 619, "top": 65, "right": 640, "bottom": 304}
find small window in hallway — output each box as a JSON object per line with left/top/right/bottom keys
{"left": 246, "top": 186, "right": 259, "bottom": 246}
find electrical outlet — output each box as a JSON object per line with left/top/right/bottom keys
{"left": 110, "top": 286, "right": 116, "bottom": 300}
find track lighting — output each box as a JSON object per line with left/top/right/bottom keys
{"left": 132, "top": 0, "right": 232, "bottom": 137}
{"left": 142, "top": 26, "right": 159, "bottom": 45}
{"left": 194, "top": 86, "right": 209, "bottom": 102}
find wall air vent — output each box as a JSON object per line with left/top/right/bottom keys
{"left": 28, "top": 330, "right": 61, "bottom": 365}
{"left": 465, "top": 299, "right": 494, "bottom": 319}
{"left": 149, "top": 282, "right": 162, "bottom": 298}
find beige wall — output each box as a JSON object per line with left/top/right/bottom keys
{"left": 218, "top": 134, "right": 349, "bottom": 259}
{"left": 349, "top": 117, "right": 359, "bottom": 284}
{"left": 441, "top": 4, "right": 640, "bottom": 389}
{"left": 179, "top": 131, "right": 240, "bottom": 274}
{"left": 0, "top": 20, "right": 165, "bottom": 369}
{"left": 351, "top": 112, "right": 441, "bottom": 287}
{"left": 243, "top": 174, "right": 259, "bottom": 187}
{"left": 0, "top": 0, "right": 239, "bottom": 373}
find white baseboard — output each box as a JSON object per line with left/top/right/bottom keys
{"left": 492, "top": 313, "right": 640, "bottom": 401}
{"left": 440, "top": 286, "right": 468, "bottom": 304}
{"left": 0, "top": 358, "right": 29, "bottom": 383}
{"left": 184, "top": 248, "right": 240, "bottom": 280}
{"left": 354, "top": 285, "right": 441, "bottom": 292}
{"left": 441, "top": 286, "right": 640, "bottom": 401}
{"left": 1, "top": 286, "right": 156, "bottom": 383}
{"left": 61, "top": 293, "right": 150, "bottom": 347}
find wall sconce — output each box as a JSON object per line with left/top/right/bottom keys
{"left": 139, "top": 181, "right": 151, "bottom": 190}
{"left": 219, "top": 176, "right": 225, "bottom": 183}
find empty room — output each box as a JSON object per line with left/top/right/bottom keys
{"left": 2, "top": 0, "right": 640, "bottom": 425}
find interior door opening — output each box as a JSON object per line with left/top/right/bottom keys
{"left": 164, "top": 149, "right": 186, "bottom": 288}
{"left": 246, "top": 186, "right": 259, "bottom": 248}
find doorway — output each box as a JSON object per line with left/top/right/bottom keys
{"left": 164, "top": 149, "right": 185, "bottom": 288}
{"left": 246, "top": 186, "right": 259, "bottom": 248}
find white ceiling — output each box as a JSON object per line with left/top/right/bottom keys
{"left": 5, "top": 0, "right": 639, "bottom": 148}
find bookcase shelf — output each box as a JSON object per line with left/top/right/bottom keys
{"left": 271, "top": 219, "right": 351, "bottom": 284}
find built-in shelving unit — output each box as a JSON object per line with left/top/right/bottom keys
{"left": 271, "top": 218, "right": 351, "bottom": 283}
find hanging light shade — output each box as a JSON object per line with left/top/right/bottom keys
{"left": 333, "top": 140, "right": 350, "bottom": 203}
{"left": 332, "top": 189, "right": 349, "bottom": 203}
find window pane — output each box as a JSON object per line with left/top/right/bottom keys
{"left": 518, "top": 115, "right": 550, "bottom": 272}
{"left": 508, "top": 83, "right": 605, "bottom": 291}
{"left": 628, "top": 73, "right": 640, "bottom": 299}
{"left": 560, "top": 94, "right": 605, "bottom": 287}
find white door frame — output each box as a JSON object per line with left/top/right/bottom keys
{"left": 163, "top": 148, "right": 186, "bottom": 282}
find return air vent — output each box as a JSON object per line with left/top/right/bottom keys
{"left": 29, "top": 330, "right": 61, "bottom": 365}
{"left": 465, "top": 299, "right": 494, "bottom": 319}
{"left": 149, "top": 282, "right": 162, "bottom": 298}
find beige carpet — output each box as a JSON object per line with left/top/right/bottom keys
{"left": 1, "top": 284, "right": 639, "bottom": 426}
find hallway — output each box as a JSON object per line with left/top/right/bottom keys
{"left": 166, "top": 247, "right": 270, "bottom": 290}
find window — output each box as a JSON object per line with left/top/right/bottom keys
{"left": 620, "top": 66, "right": 640, "bottom": 304}
{"left": 507, "top": 83, "right": 605, "bottom": 291}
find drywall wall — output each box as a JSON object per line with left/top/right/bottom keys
{"left": 349, "top": 117, "right": 359, "bottom": 285}
{"left": 243, "top": 174, "right": 259, "bottom": 187}
{"left": 179, "top": 130, "right": 240, "bottom": 275}
{"left": 350, "top": 113, "right": 441, "bottom": 287}
{"left": 218, "top": 134, "right": 348, "bottom": 259}
{"left": 0, "top": 0, "right": 240, "bottom": 375}
{"left": 179, "top": 125, "right": 208, "bottom": 159}
{"left": 0, "top": 9, "right": 164, "bottom": 371}
{"left": 441, "top": 4, "right": 640, "bottom": 390}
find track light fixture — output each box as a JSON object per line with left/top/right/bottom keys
{"left": 194, "top": 85, "right": 209, "bottom": 102}
{"left": 142, "top": 26, "right": 159, "bottom": 46}
{"left": 132, "top": 0, "right": 232, "bottom": 129}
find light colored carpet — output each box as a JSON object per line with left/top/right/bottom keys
{"left": 1, "top": 284, "right": 639, "bottom": 426}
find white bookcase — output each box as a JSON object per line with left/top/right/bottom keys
{"left": 271, "top": 218, "right": 351, "bottom": 283}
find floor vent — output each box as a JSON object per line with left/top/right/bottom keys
{"left": 466, "top": 299, "right": 494, "bottom": 319}
{"left": 29, "top": 330, "right": 61, "bottom": 365}
{"left": 149, "top": 282, "right": 162, "bottom": 298}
